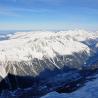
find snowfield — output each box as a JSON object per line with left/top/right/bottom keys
{"left": 0, "top": 30, "right": 98, "bottom": 78}
{"left": 0, "top": 30, "right": 92, "bottom": 62}
{"left": 41, "top": 74, "right": 98, "bottom": 98}
{"left": 0, "top": 30, "right": 98, "bottom": 98}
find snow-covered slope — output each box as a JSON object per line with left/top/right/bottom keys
{"left": 0, "top": 31, "right": 90, "bottom": 77}
{"left": 0, "top": 30, "right": 98, "bottom": 79}
{"left": 41, "top": 74, "right": 98, "bottom": 98}
{"left": 0, "top": 30, "right": 98, "bottom": 98}
{"left": 0, "top": 30, "right": 91, "bottom": 62}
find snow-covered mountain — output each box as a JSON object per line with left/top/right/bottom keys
{"left": 0, "top": 30, "right": 98, "bottom": 98}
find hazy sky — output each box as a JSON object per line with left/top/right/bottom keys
{"left": 0, "top": 0, "right": 98, "bottom": 30}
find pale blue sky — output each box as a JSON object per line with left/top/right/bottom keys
{"left": 0, "top": 0, "right": 98, "bottom": 30}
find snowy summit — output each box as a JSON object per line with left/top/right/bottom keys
{"left": 0, "top": 30, "right": 98, "bottom": 98}
{"left": 0, "top": 30, "right": 98, "bottom": 79}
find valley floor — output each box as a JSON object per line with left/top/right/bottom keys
{"left": 41, "top": 72, "right": 98, "bottom": 98}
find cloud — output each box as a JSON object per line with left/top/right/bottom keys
{"left": 0, "top": 11, "right": 19, "bottom": 16}
{"left": 0, "top": 6, "right": 21, "bottom": 16}
{"left": 0, "top": 5, "right": 52, "bottom": 17}
{"left": 0, "top": 23, "right": 34, "bottom": 30}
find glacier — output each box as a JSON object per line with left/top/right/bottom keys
{"left": 0, "top": 30, "right": 98, "bottom": 98}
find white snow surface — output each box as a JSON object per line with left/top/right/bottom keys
{"left": 41, "top": 74, "right": 98, "bottom": 98}
{"left": 0, "top": 30, "right": 98, "bottom": 78}
{"left": 0, "top": 30, "right": 97, "bottom": 62}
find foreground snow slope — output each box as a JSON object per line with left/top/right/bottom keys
{"left": 0, "top": 30, "right": 98, "bottom": 79}
{"left": 41, "top": 74, "right": 98, "bottom": 98}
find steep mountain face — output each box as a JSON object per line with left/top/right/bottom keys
{"left": 0, "top": 30, "right": 98, "bottom": 97}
